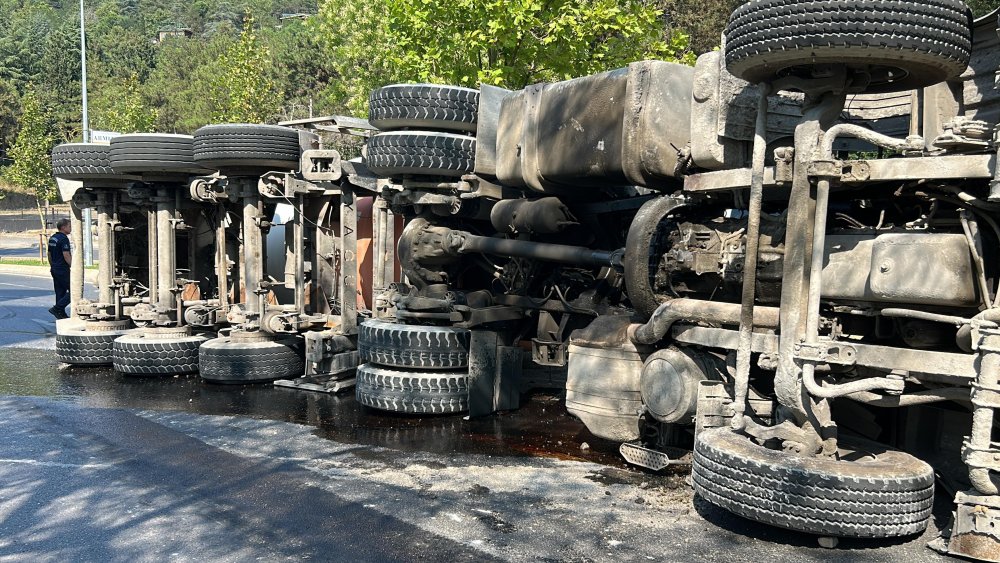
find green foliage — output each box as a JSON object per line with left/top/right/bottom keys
{"left": 211, "top": 14, "right": 282, "bottom": 123}
{"left": 0, "top": 79, "right": 21, "bottom": 158}
{"left": 662, "top": 0, "right": 741, "bottom": 54}
{"left": 270, "top": 19, "right": 334, "bottom": 120}
{"left": 4, "top": 88, "right": 55, "bottom": 204}
{"left": 314, "top": 0, "right": 693, "bottom": 114}
{"left": 310, "top": 0, "right": 393, "bottom": 115}
{"left": 0, "top": 0, "right": 708, "bottom": 140}
{"left": 144, "top": 35, "right": 231, "bottom": 133}
{"left": 94, "top": 74, "right": 157, "bottom": 133}
{"left": 38, "top": 22, "right": 83, "bottom": 141}
{"left": 968, "top": 0, "right": 1000, "bottom": 16}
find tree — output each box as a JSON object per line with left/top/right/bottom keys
{"left": 313, "top": 0, "right": 694, "bottom": 115}
{"left": 211, "top": 14, "right": 282, "bottom": 123}
{"left": 268, "top": 19, "right": 335, "bottom": 121}
{"left": 3, "top": 88, "right": 55, "bottom": 229}
{"left": 94, "top": 74, "right": 158, "bottom": 133}
{"left": 144, "top": 35, "right": 231, "bottom": 133}
{"left": 661, "top": 0, "right": 741, "bottom": 54}
{"left": 311, "top": 0, "right": 399, "bottom": 115}
{"left": 968, "top": 0, "right": 1000, "bottom": 16}
{"left": 38, "top": 22, "right": 83, "bottom": 141}
{"left": 0, "top": 78, "right": 21, "bottom": 159}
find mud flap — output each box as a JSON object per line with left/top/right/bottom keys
{"left": 468, "top": 331, "right": 521, "bottom": 417}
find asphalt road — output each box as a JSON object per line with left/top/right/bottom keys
{"left": 0, "top": 266, "right": 99, "bottom": 349}
{"left": 0, "top": 232, "right": 44, "bottom": 260}
{"left": 0, "top": 270, "right": 954, "bottom": 562}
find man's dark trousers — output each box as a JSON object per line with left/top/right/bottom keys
{"left": 51, "top": 267, "right": 70, "bottom": 313}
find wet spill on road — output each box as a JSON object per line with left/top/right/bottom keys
{"left": 0, "top": 347, "right": 633, "bottom": 469}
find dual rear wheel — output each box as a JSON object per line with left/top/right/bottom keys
{"left": 356, "top": 319, "right": 471, "bottom": 414}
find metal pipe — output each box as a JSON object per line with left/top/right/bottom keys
{"left": 804, "top": 178, "right": 832, "bottom": 340}
{"left": 215, "top": 204, "right": 228, "bottom": 310}
{"left": 455, "top": 233, "right": 623, "bottom": 269}
{"left": 112, "top": 195, "right": 121, "bottom": 319}
{"left": 373, "top": 198, "right": 393, "bottom": 291}
{"left": 294, "top": 194, "right": 305, "bottom": 314}
{"left": 630, "top": 298, "right": 780, "bottom": 346}
{"left": 147, "top": 207, "right": 158, "bottom": 306}
{"left": 880, "top": 308, "right": 975, "bottom": 326}
{"left": 97, "top": 205, "right": 113, "bottom": 304}
{"left": 83, "top": 208, "right": 93, "bottom": 267}
{"left": 156, "top": 189, "right": 176, "bottom": 311}
{"left": 733, "top": 85, "right": 770, "bottom": 430}
{"left": 183, "top": 299, "right": 221, "bottom": 307}
{"left": 242, "top": 184, "right": 263, "bottom": 316}
{"left": 938, "top": 185, "right": 1000, "bottom": 211}
{"left": 69, "top": 205, "right": 84, "bottom": 319}
{"left": 820, "top": 123, "right": 919, "bottom": 160}
{"left": 340, "top": 186, "right": 358, "bottom": 334}
{"left": 800, "top": 178, "right": 902, "bottom": 398}
{"left": 804, "top": 371, "right": 904, "bottom": 398}
{"left": 959, "top": 210, "right": 993, "bottom": 309}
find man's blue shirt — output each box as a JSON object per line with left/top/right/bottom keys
{"left": 48, "top": 232, "right": 70, "bottom": 271}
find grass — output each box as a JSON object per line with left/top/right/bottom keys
{"left": 0, "top": 257, "right": 98, "bottom": 269}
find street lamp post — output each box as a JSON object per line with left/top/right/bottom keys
{"left": 80, "top": 0, "right": 93, "bottom": 267}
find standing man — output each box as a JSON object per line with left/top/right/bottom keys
{"left": 47, "top": 218, "right": 72, "bottom": 320}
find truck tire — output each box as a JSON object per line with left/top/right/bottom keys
{"left": 199, "top": 335, "right": 304, "bottom": 384}
{"left": 109, "top": 133, "right": 207, "bottom": 175}
{"left": 55, "top": 320, "right": 135, "bottom": 365}
{"left": 724, "top": 0, "right": 972, "bottom": 92}
{"left": 193, "top": 124, "right": 301, "bottom": 171}
{"left": 369, "top": 84, "right": 479, "bottom": 133}
{"left": 112, "top": 331, "right": 207, "bottom": 375}
{"left": 51, "top": 143, "right": 121, "bottom": 180}
{"left": 355, "top": 363, "right": 469, "bottom": 414}
{"left": 364, "top": 132, "right": 475, "bottom": 178}
{"left": 358, "top": 319, "right": 470, "bottom": 369}
{"left": 692, "top": 428, "right": 935, "bottom": 538}
{"left": 623, "top": 196, "right": 686, "bottom": 319}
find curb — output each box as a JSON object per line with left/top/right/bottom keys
{"left": 0, "top": 263, "right": 99, "bottom": 284}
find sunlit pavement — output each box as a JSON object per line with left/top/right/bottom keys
{"left": 0, "top": 271, "right": 951, "bottom": 561}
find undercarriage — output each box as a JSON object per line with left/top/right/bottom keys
{"left": 48, "top": 0, "right": 1000, "bottom": 558}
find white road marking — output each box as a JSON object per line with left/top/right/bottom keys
{"left": 0, "top": 458, "right": 113, "bottom": 469}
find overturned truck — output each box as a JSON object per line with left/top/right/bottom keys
{"left": 357, "top": 0, "right": 1000, "bottom": 557}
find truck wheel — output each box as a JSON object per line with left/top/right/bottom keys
{"left": 358, "top": 319, "right": 470, "bottom": 369}
{"left": 193, "top": 123, "right": 302, "bottom": 171}
{"left": 355, "top": 363, "right": 469, "bottom": 414}
{"left": 369, "top": 84, "right": 479, "bottom": 133}
{"left": 725, "top": 0, "right": 972, "bottom": 92}
{"left": 199, "top": 335, "right": 304, "bottom": 384}
{"left": 692, "top": 428, "right": 935, "bottom": 538}
{"left": 112, "top": 329, "right": 207, "bottom": 376}
{"left": 623, "top": 196, "right": 685, "bottom": 320}
{"left": 51, "top": 143, "right": 121, "bottom": 180}
{"left": 364, "top": 132, "right": 476, "bottom": 178}
{"left": 55, "top": 319, "right": 134, "bottom": 365}
{"left": 109, "top": 133, "right": 207, "bottom": 175}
